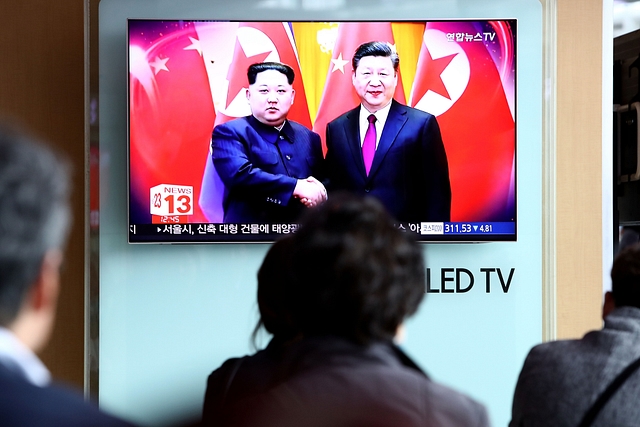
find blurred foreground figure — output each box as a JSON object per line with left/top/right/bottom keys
{"left": 203, "top": 235, "right": 299, "bottom": 423}
{"left": 511, "top": 243, "right": 640, "bottom": 427}
{"left": 0, "top": 125, "right": 132, "bottom": 426}
{"left": 204, "top": 193, "right": 489, "bottom": 427}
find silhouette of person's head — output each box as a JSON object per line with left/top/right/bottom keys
{"left": 289, "top": 193, "right": 425, "bottom": 345}
{"left": 610, "top": 242, "right": 640, "bottom": 309}
{"left": 253, "top": 235, "right": 299, "bottom": 345}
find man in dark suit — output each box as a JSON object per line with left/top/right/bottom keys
{"left": 325, "top": 41, "right": 451, "bottom": 223}
{"left": 212, "top": 62, "right": 326, "bottom": 224}
{"left": 0, "top": 124, "right": 132, "bottom": 426}
{"left": 510, "top": 243, "right": 640, "bottom": 427}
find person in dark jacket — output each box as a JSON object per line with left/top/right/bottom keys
{"left": 203, "top": 194, "right": 489, "bottom": 427}
{"left": 510, "top": 243, "right": 640, "bottom": 427}
{"left": 202, "top": 235, "right": 300, "bottom": 424}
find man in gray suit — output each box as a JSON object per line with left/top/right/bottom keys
{"left": 510, "top": 243, "right": 640, "bottom": 426}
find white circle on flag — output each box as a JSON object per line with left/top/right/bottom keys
{"left": 222, "top": 27, "right": 282, "bottom": 118}
{"left": 413, "top": 29, "right": 470, "bottom": 117}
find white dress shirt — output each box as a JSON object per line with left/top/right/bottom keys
{"left": 0, "top": 326, "right": 50, "bottom": 386}
{"left": 358, "top": 101, "right": 393, "bottom": 149}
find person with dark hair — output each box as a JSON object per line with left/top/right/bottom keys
{"left": 253, "top": 236, "right": 298, "bottom": 342}
{"left": 211, "top": 193, "right": 488, "bottom": 427}
{"left": 0, "top": 124, "right": 132, "bottom": 426}
{"left": 325, "top": 41, "right": 451, "bottom": 223}
{"left": 202, "top": 235, "right": 300, "bottom": 425}
{"left": 289, "top": 193, "right": 425, "bottom": 345}
{"left": 510, "top": 243, "right": 640, "bottom": 427}
{"left": 212, "top": 61, "right": 326, "bottom": 224}
{"left": 246, "top": 62, "right": 295, "bottom": 87}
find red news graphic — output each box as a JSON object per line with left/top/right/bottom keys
{"left": 150, "top": 184, "right": 193, "bottom": 224}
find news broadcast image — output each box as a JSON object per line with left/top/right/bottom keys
{"left": 128, "top": 20, "right": 516, "bottom": 243}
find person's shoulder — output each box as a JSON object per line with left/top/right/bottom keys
{"left": 207, "top": 356, "right": 245, "bottom": 383}
{"left": 522, "top": 339, "right": 573, "bottom": 365}
{"left": 213, "top": 116, "right": 252, "bottom": 133}
{"left": 421, "top": 379, "right": 490, "bottom": 427}
{"left": 368, "top": 348, "right": 489, "bottom": 427}
{"left": 207, "top": 350, "right": 276, "bottom": 386}
{"left": 527, "top": 334, "right": 592, "bottom": 360}
{"left": 212, "top": 117, "right": 257, "bottom": 146}
{"left": 392, "top": 101, "right": 435, "bottom": 120}
{"left": 375, "top": 355, "right": 488, "bottom": 425}
{"left": 47, "top": 382, "right": 134, "bottom": 426}
{"left": 0, "top": 376, "right": 133, "bottom": 426}
{"left": 516, "top": 336, "right": 601, "bottom": 382}
{"left": 287, "top": 120, "right": 319, "bottom": 137}
{"left": 289, "top": 360, "right": 489, "bottom": 427}
{"left": 327, "top": 106, "right": 359, "bottom": 126}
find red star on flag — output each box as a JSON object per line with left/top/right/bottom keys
{"left": 225, "top": 37, "right": 271, "bottom": 109}
{"left": 412, "top": 49, "right": 457, "bottom": 101}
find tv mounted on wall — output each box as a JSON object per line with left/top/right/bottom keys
{"left": 128, "top": 19, "right": 516, "bottom": 243}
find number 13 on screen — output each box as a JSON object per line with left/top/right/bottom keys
{"left": 149, "top": 184, "right": 193, "bottom": 217}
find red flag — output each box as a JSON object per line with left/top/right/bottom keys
{"left": 199, "top": 21, "right": 311, "bottom": 127}
{"left": 313, "top": 23, "right": 406, "bottom": 153}
{"left": 129, "top": 20, "right": 215, "bottom": 223}
{"left": 196, "top": 22, "right": 313, "bottom": 221}
{"left": 252, "top": 22, "right": 312, "bottom": 128}
{"left": 194, "top": 22, "right": 238, "bottom": 221}
{"left": 409, "top": 21, "right": 516, "bottom": 222}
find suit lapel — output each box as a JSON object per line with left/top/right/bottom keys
{"left": 344, "top": 109, "right": 367, "bottom": 178}
{"left": 368, "top": 100, "right": 407, "bottom": 180}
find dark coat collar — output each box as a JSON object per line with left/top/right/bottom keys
{"left": 247, "top": 115, "right": 295, "bottom": 144}
{"left": 274, "top": 335, "right": 429, "bottom": 379}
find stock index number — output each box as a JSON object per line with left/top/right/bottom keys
{"left": 444, "top": 223, "right": 472, "bottom": 233}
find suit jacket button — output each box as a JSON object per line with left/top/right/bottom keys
{"left": 286, "top": 155, "right": 291, "bottom": 160}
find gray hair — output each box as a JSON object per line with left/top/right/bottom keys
{"left": 0, "top": 124, "right": 71, "bottom": 326}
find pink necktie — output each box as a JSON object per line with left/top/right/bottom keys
{"left": 362, "top": 114, "right": 376, "bottom": 175}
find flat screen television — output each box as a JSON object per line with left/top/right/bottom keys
{"left": 128, "top": 19, "right": 516, "bottom": 243}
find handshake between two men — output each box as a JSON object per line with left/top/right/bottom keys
{"left": 293, "top": 176, "right": 327, "bottom": 208}
{"left": 211, "top": 45, "right": 452, "bottom": 225}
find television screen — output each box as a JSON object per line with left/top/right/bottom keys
{"left": 128, "top": 19, "right": 516, "bottom": 243}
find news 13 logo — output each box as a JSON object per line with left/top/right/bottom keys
{"left": 149, "top": 184, "right": 193, "bottom": 223}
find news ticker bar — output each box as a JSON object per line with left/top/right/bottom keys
{"left": 421, "top": 222, "right": 515, "bottom": 235}
{"left": 128, "top": 222, "right": 515, "bottom": 237}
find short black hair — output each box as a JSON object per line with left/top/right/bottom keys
{"left": 611, "top": 243, "right": 640, "bottom": 309}
{"left": 289, "top": 193, "right": 424, "bottom": 345}
{"left": 0, "top": 124, "right": 71, "bottom": 326}
{"left": 254, "top": 235, "right": 298, "bottom": 344}
{"left": 352, "top": 41, "right": 400, "bottom": 73}
{"left": 247, "top": 62, "right": 295, "bottom": 85}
